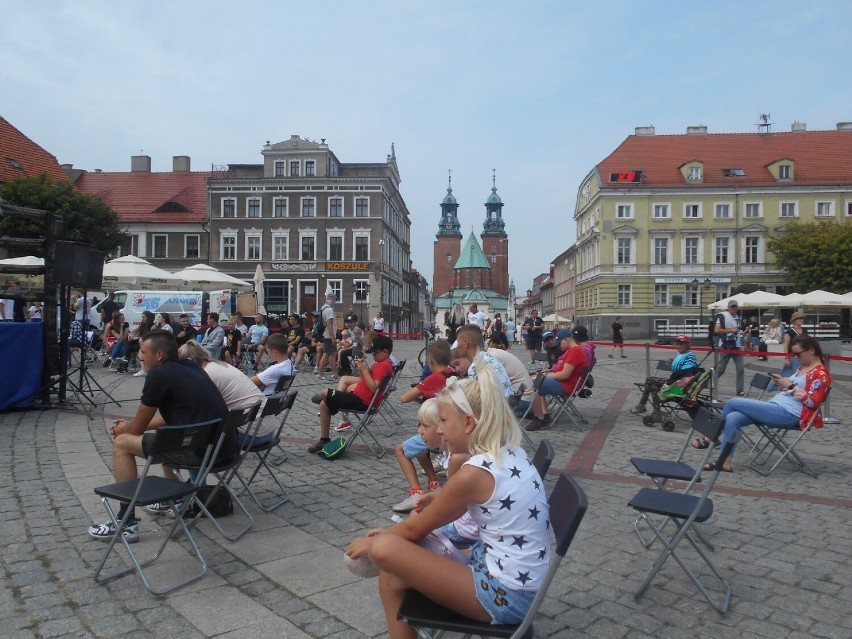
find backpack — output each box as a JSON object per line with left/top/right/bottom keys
{"left": 317, "top": 437, "right": 349, "bottom": 460}
{"left": 186, "top": 485, "right": 233, "bottom": 518}
{"left": 311, "top": 309, "right": 325, "bottom": 339}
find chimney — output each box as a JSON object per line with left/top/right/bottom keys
{"left": 173, "top": 156, "right": 191, "bottom": 172}
{"left": 837, "top": 122, "right": 852, "bottom": 131}
{"left": 687, "top": 125, "right": 708, "bottom": 135}
{"left": 131, "top": 155, "right": 152, "bottom": 172}
{"left": 790, "top": 121, "right": 807, "bottom": 132}
{"left": 634, "top": 126, "right": 655, "bottom": 136}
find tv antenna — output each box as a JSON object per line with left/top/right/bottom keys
{"left": 757, "top": 113, "right": 773, "bottom": 134}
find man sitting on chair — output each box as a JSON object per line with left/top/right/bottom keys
{"left": 87, "top": 331, "right": 231, "bottom": 543}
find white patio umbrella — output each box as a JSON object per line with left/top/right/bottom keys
{"left": 740, "top": 291, "right": 786, "bottom": 307}
{"left": 172, "top": 264, "right": 252, "bottom": 292}
{"left": 775, "top": 293, "right": 805, "bottom": 307}
{"left": 252, "top": 264, "right": 266, "bottom": 315}
{"left": 0, "top": 255, "right": 44, "bottom": 266}
{"left": 101, "top": 255, "right": 182, "bottom": 290}
{"left": 707, "top": 293, "right": 750, "bottom": 310}
{"left": 541, "top": 313, "right": 571, "bottom": 323}
{"left": 798, "top": 289, "right": 851, "bottom": 306}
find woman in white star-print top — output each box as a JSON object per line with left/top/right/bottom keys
{"left": 346, "top": 364, "right": 551, "bottom": 636}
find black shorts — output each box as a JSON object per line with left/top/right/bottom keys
{"left": 141, "top": 431, "right": 207, "bottom": 467}
{"left": 323, "top": 389, "right": 368, "bottom": 416}
{"left": 322, "top": 338, "right": 336, "bottom": 355}
{"left": 526, "top": 333, "right": 543, "bottom": 351}
{"left": 613, "top": 336, "right": 624, "bottom": 344}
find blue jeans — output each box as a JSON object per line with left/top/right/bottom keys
{"left": 719, "top": 398, "right": 800, "bottom": 457}
{"left": 715, "top": 349, "right": 744, "bottom": 393}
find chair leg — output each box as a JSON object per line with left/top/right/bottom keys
{"left": 234, "top": 451, "right": 290, "bottom": 513}
{"left": 346, "top": 419, "right": 386, "bottom": 458}
{"left": 748, "top": 428, "right": 817, "bottom": 477}
{"left": 188, "top": 478, "right": 255, "bottom": 543}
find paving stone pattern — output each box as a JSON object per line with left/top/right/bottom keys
{"left": 1, "top": 340, "right": 850, "bottom": 638}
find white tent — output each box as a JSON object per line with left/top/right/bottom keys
{"left": 0, "top": 255, "right": 44, "bottom": 267}
{"left": 740, "top": 291, "right": 786, "bottom": 307}
{"left": 172, "top": 264, "right": 253, "bottom": 292}
{"left": 541, "top": 313, "right": 571, "bottom": 323}
{"left": 798, "top": 289, "right": 851, "bottom": 307}
{"left": 101, "top": 256, "right": 182, "bottom": 290}
{"left": 708, "top": 293, "right": 750, "bottom": 310}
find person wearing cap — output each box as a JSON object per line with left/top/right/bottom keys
{"left": 308, "top": 334, "right": 395, "bottom": 454}
{"left": 714, "top": 299, "right": 746, "bottom": 396}
{"left": 780, "top": 312, "right": 808, "bottom": 380}
{"left": 315, "top": 292, "right": 338, "bottom": 380}
{"left": 629, "top": 334, "right": 698, "bottom": 421}
{"left": 541, "top": 331, "right": 561, "bottom": 367}
{"left": 526, "top": 327, "right": 587, "bottom": 431}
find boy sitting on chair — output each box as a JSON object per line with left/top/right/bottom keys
{"left": 250, "top": 333, "right": 293, "bottom": 396}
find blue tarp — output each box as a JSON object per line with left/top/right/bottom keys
{"left": 0, "top": 322, "right": 44, "bottom": 410}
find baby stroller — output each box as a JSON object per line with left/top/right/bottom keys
{"left": 644, "top": 367, "right": 714, "bottom": 431}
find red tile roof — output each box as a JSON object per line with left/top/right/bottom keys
{"left": 597, "top": 129, "right": 852, "bottom": 188}
{"left": 0, "top": 116, "right": 69, "bottom": 184}
{"left": 75, "top": 170, "right": 212, "bottom": 224}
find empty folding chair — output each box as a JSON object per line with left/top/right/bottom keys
{"left": 630, "top": 406, "right": 724, "bottom": 549}
{"left": 175, "top": 401, "right": 262, "bottom": 542}
{"left": 531, "top": 438, "right": 555, "bottom": 479}
{"left": 628, "top": 441, "right": 735, "bottom": 614}
{"left": 93, "top": 418, "right": 222, "bottom": 596}
{"left": 234, "top": 390, "right": 298, "bottom": 512}
{"left": 397, "top": 472, "right": 588, "bottom": 639}
{"left": 747, "top": 387, "right": 831, "bottom": 477}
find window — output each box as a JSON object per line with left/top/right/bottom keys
{"left": 779, "top": 164, "right": 791, "bottom": 180}
{"left": 273, "top": 197, "right": 288, "bottom": 218}
{"left": 744, "top": 202, "right": 762, "bottom": 218}
{"left": 221, "top": 234, "right": 236, "bottom": 260}
{"left": 289, "top": 160, "right": 300, "bottom": 176}
{"left": 715, "top": 237, "right": 729, "bottom": 264}
{"left": 745, "top": 237, "right": 760, "bottom": 264}
{"left": 722, "top": 168, "right": 746, "bottom": 177}
{"left": 354, "top": 280, "right": 369, "bottom": 303}
{"left": 327, "top": 279, "right": 342, "bottom": 301}
{"left": 687, "top": 166, "right": 702, "bottom": 182}
{"left": 616, "top": 203, "right": 633, "bottom": 219}
{"left": 301, "top": 197, "right": 316, "bottom": 217}
{"left": 246, "top": 235, "right": 261, "bottom": 260}
{"left": 685, "top": 283, "right": 698, "bottom": 306}
{"left": 653, "top": 204, "right": 670, "bottom": 219}
{"left": 653, "top": 237, "right": 668, "bottom": 265}
{"left": 274, "top": 161, "right": 285, "bottom": 177}
{"left": 305, "top": 160, "right": 315, "bottom": 177}
{"left": 847, "top": 201, "right": 852, "bottom": 216}
{"left": 780, "top": 202, "right": 797, "bottom": 218}
{"left": 247, "top": 198, "right": 261, "bottom": 218}
{"left": 184, "top": 235, "right": 200, "bottom": 259}
{"left": 684, "top": 203, "right": 701, "bottom": 219}
{"left": 300, "top": 235, "right": 315, "bottom": 261}
{"left": 265, "top": 281, "right": 290, "bottom": 315}
{"left": 714, "top": 203, "right": 731, "bottom": 219}
{"left": 328, "top": 235, "right": 344, "bottom": 261}
{"left": 355, "top": 235, "right": 369, "bottom": 261}
{"left": 684, "top": 237, "right": 699, "bottom": 264}
{"left": 654, "top": 284, "right": 668, "bottom": 306}
{"left": 222, "top": 198, "right": 236, "bottom": 218}
{"left": 446, "top": 253, "right": 452, "bottom": 263}
{"left": 272, "top": 234, "right": 288, "bottom": 260}
{"left": 329, "top": 197, "right": 343, "bottom": 218}
{"left": 152, "top": 234, "right": 167, "bottom": 258}
{"left": 355, "top": 197, "right": 369, "bottom": 217}
{"left": 816, "top": 202, "right": 834, "bottom": 217}
{"left": 617, "top": 284, "right": 631, "bottom": 306}
{"left": 616, "top": 237, "right": 631, "bottom": 264}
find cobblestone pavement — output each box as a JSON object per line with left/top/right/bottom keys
{"left": 1, "top": 340, "right": 850, "bottom": 638}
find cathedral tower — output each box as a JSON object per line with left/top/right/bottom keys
{"left": 480, "top": 170, "right": 509, "bottom": 296}
{"left": 432, "top": 172, "right": 462, "bottom": 297}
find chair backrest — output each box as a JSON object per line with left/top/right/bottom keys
{"left": 691, "top": 406, "right": 724, "bottom": 443}
{"left": 531, "top": 439, "right": 555, "bottom": 478}
{"left": 568, "top": 366, "right": 590, "bottom": 398}
{"left": 273, "top": 374, "right": 296, "bottom": 393}
{"left": 656, "top": 360, "right": 672, "bottom": 372}
{"left": 548, "top": 472, "right": 588, "bottom": 557}
{"left": 749, "top": 373, "right": 773, "bottom": 392}
{"left": 226, "top": 400, "right": 263, "bottom": 436}
{"left": 261, "top": 390, "right": 297, "bottom": 418}
{"left": 387, "top": 360, "right": 407, "bottom": 392}
{"left": 508, "top": 383, "right": 526, "bottom": 409}
{"left": 146, "top": 418, "right": 222, "bottom": 459}
{"left": 366, "top": 374, "right": 393, "bottom": 413}
{"left": 805, "top": 386, "right": 831, "bottom": 429}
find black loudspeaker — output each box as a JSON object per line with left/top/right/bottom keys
{"left": 55, "top": 241, "right": 105, "bottom": 289}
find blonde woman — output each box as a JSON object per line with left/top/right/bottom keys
{"left": 346, "top": 366, "right": 550, "bottom": 636}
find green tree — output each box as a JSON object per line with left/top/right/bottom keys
{"left": 0, "top": 174, "right": 126, "bottom": 254}
{"left": 767, "top": 221, "right": 852, "bottom": 293}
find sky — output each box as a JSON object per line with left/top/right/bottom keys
{"left": 2, "top": 1, "right": 852, "bottom": 293}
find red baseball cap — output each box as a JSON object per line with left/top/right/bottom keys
{"left": 675, "top": 334, "right": 691, "bottom": 343}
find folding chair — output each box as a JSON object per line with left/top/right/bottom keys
{"left": 233, "top": 390, "right": 298, "bottom": 512}
{"left": 547, "top": 367, "right": 590, "bottom": 428}
{"left": 630, "top": 407, "right": 724, "bottom": 549}
{"left": 746, "top": 387, "right": 831, "bottom": 478}
{"left": 344, "top": 375, "right": 393, "bottom": 458}
{"left": 175, "top": 401, "right": 262, "bottom": 542}
{"left": 93, "top": 418, "right": 222, "bottom": 596}
{"left": 629, "top": 441, "right": 735, "bottom": 614}
{"left": 531, "top": 438, "right": 555, "bottom": 478}
{"left": 397, "top": 472, "right": 588, "bottom": 639}
{"left": 376, "top": 359, "right": 407, "bottom": 436}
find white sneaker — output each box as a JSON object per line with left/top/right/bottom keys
{"left": 392, "top": 490, "right": 426, "bottom": 513}
{"left": 133, "top": 370, "right": 147, "bottom": 377}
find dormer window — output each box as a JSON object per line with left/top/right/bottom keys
{"left": 779, "top": 164, "right": 792, "bottom": 180}
{"left": 687, "top": 166, "right": 702, "bottom": 182}
{"left": 721, "top": 168, "right": 746, "bottom": 177}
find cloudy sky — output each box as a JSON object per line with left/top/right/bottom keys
{"left": 2, "top": 1, "right": 851, "bottom": 291}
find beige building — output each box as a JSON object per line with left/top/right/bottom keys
{"left": 573, "top": 123, "right": 852, "bottom": 339}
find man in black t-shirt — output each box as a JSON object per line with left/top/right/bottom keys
{"left": 96, "top": 292, "right": 121, "bottom": 328}
{"left": 522, "top": 309, "right": 544, "bottom": 362}
{"left": 174, "top": 313, "right": 198, "bottom": 347}
{"left": 88, "top": 331, "right": 230, "bottom": 543}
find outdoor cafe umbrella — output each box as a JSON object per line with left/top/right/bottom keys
{"left": 541, "top": 313, "right": 571, "bottom": 324}
{"left": 101, "top": 255, "right": 182, "bottom": 290}
{"left": 253, "top": 264, "right": 266, "bottom": 315}
{"left": 172, "top": 264, "right": 253, "bottom": 292}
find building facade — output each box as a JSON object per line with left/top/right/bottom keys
{"left": 573, "top": 124, "right": 852, "bottom": 339}
{"left": 208, "top": 136, "right": 414, "bottom": 332}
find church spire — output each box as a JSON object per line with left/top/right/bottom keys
{"left": 482, "top": 168, "right": 505, "bottom": 235}
{"left": 438, "top": 169, "right": 462, "bottom": 236}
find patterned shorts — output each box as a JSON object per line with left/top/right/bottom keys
{"left": 467, "top": 541, "right": 536, "bottom": 625}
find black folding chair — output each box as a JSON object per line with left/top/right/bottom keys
{"left": 233, "top": 390, "right": 298, "bottom": 512}
{"left": 531, "top": 438, "right": 555, "bottom": 479}
{"left": 343, "top": 375, "right": 393, "bottom": 458}
{"left": 629, "top": 442, "right": 735, "bottom": 614}
{"left": 397, "top": 472, "right": 588, "bottom": 638}
{"left": 93, "top": 418, "right": 222, "bottom": 596}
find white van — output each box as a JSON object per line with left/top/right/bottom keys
{"left": 113, "top": 290, "right": 235, "bottom": 329}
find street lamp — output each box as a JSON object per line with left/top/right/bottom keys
{"left": 692, "top": 277, "right": 713, "bottom": 325}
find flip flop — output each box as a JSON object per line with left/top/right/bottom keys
{"left": 704, "top": 461, "right": 733, "bottom": 473}
{"left": 691, "top": 437, "right": 711, "bottom": 450}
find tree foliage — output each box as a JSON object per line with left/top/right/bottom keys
{"left": 0, "top": 174, "right": 126, "bottom": 254}
{"left": 767, "top": 221, "right": 852, "bottom": 293}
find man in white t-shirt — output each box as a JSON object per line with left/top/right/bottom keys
{"left": 245, "top": 314, "right": 270, "bottom": 371}
{"left": 315, "top": 292, "right": 337, "bottom": 380}
{"left": 251, "top": 333, "right": 294, "bottom": 395}
{"left": 453, "top": 324, "right": 512, "bottom": 396}
{"left": 466, "top": 303, "right": 491, "bottom": 334}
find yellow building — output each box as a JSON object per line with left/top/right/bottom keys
{"left": 573, "top": 123, "right": 852, "bottom": 339}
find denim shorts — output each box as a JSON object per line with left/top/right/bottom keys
{"left": 467, "top": 541, "right": 536, "bottom": 625}
{"left": 440, "top": 521, "right": 477, "bottom": 550}
{"left": 539, "top": 376, "right": 567, "bottom": 396}
{"left": 401, "top": 433, "right": 430, "bottom": 459}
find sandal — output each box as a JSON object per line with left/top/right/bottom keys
{"left": 691, "top": 437, "right": 712, "bottom": 450}
{"left": 704, "top": 460, "right": 733, "bottom": 473}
